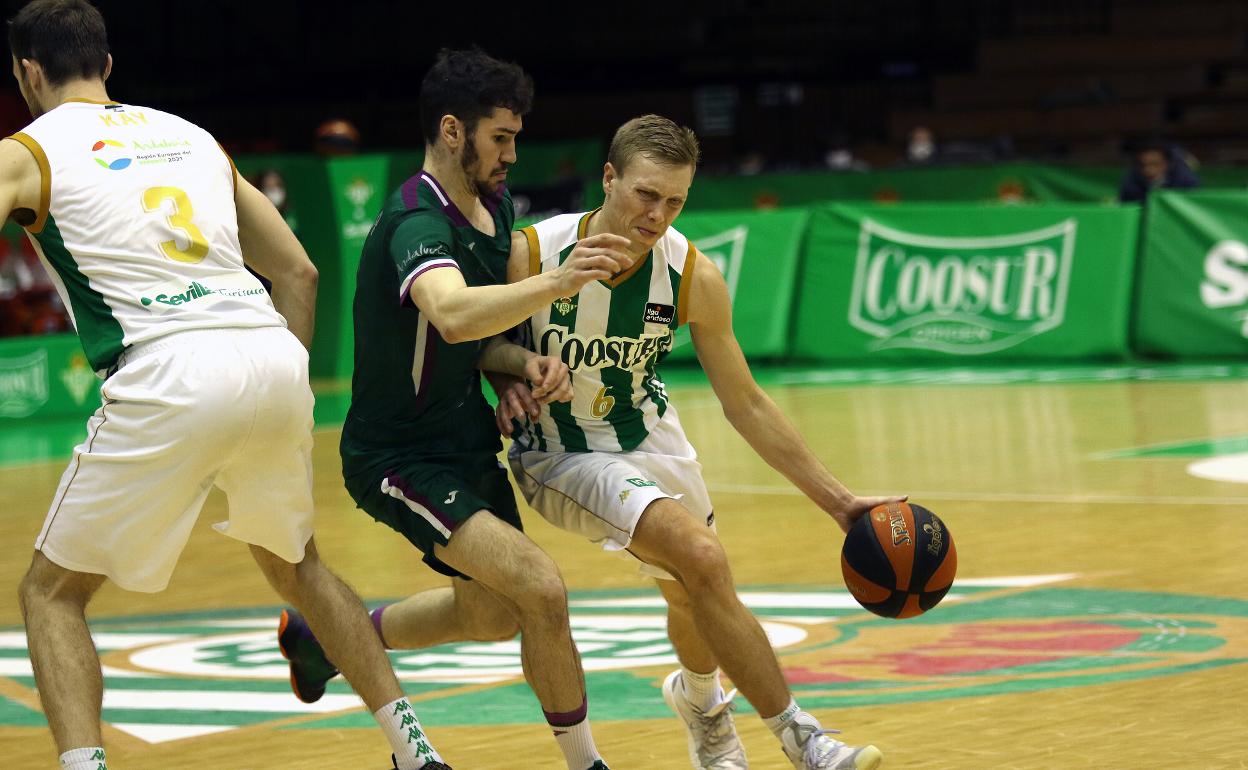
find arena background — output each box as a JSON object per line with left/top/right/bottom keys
{"left": 1, "top": 1, "right": 1247, "bottom": 768}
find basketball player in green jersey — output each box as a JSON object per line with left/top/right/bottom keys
{"left": 277, "top": 49, "right": 633, "bottom": 770}
{"left": 499, "top": 116, "right": 902, "bottom": 770}
{"left": 3, "top": 2, "right": 449, "bottom": 769}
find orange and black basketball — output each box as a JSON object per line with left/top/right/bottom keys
{"left": 841, "top": 501, "right": 957, "bottom": 618}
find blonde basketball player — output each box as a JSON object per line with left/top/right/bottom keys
{"left": 499, "top": 116, "right": 900, "bottom": 770}
{"left": 3, "top": 2, "right": 448, "bottom": 768}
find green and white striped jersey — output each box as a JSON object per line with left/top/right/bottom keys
{"left": 514, "top": 210, "right": 696, "bottom": 453}
{"left": 9, "top": 100, "right": 282, "bottom": 374}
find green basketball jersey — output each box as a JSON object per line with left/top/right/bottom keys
{"left": 513, "top": 210, "right": 696, "bottom": 453}
{"left": 341, "top": 171, "right": 513, "bottom": 471}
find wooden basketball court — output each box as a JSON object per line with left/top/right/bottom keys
{"left": 2, "top": 368, "right": 1246, "bottom": 769}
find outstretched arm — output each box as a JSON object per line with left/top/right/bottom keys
{"left": 409, "top": 230, "right": 632, "bottom": 344}
{"left": 687, "top": 251, "right": 904, "bottom": 532}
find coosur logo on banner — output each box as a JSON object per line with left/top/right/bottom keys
{"left": 1200, "top": 240, "right": 1248, "bottom": 337}
{"left": 849, "top": 218, "right": 1077, "bottom": 354}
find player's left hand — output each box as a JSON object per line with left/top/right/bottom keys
{"left": 524, "top": 354, "right": 573, "bottom": 405}
{"left": 828, "top": 494, "right": 909, "bottom": 534}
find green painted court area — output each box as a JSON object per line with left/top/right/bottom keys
{"left": 0, "top": 584, "right": 1245, "bottom": 736}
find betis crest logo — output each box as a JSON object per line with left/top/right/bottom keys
{"left": 848, "top": 218, "right": 1076, "bottom": 354}
{"left": 60, "top": 353, "right": 97, "bottom": 406}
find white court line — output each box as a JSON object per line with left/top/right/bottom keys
{"left": 704, "top": 482, "right": 1248, "bottom": 507}
{"left": 0, "top": 659, "right": 160, "bottom": 678}
{"left": 0, "top": 632, "right": 186, "bottom": 650}
{"left": 102, "top": 689, "right": 362, "bottom": 713}
{"left": 111, "top": 723, "right": 234, "bottom": 744}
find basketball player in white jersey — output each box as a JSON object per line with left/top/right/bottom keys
{"left": 496, "top": 116, "right": 902, "bottom": 770}
{"left": 2, "top": 2, "right": 449, "bottom": 768}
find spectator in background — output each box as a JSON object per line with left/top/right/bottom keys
{"left": 256, "top": 169, "right": 298, "bottom": 234}
{"left": 736, "top": 149, "right": 768, "bottom": 175}
{"left": 823, "top": 131, "right": 869, "bottom": 171}
{"left": 1119, "top": 139, "right": 1200, "bottom": 203}
{"left": 904, "top": 125, "right": 938, "bottom": 165}
{"left": 314, "top": 118, "right": 360, "bottom": 156}
{"left": 0, "top": 237, "right": 69, "bottom": 336}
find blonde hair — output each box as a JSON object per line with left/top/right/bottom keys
{"left": 607, "top": 115, "right": 700, "bottom": 174}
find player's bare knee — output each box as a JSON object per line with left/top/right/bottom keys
{"left": 673, "top": 535, "right": 732, "bottom": 594}
{"left": 18, "top": 558, "right": 99, "bottom": 615}
{"left": 472, "top": 603, "right": 520, "bottom": 642}
{"left": 509, "top": 567, "right": 569, "bottom": 623}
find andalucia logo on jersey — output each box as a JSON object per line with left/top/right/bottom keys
{"left": 91, "top": 139, "right": 132, "bottom": 171}
{"left": 1, "top": 575, "right": 1244, "bottom": 743}
{"left": 848, "top": 219, "right": 1077, "bottom": 354}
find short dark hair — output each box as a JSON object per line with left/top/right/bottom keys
{"left": 608, "top": 115, "right": 701, "bottom": 175}
{"left": 8, "top": 0, "right": 109, "bottom": 87}
{"left": 419, "top": 48, "right": 533, "bottom": 145}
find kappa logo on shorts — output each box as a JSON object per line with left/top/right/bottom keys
{"left": 619, "top": 489, "right": 631, "bottom": 504}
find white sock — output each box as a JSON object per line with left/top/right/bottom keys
{"left": 59, "top": 747, "right": 107, "bottom": 770}
{"left": 375, "top": 698, "right": 444, "bottom": 770}
{"left": 551, "top": 718, "right": 600, "bottom": 770}
{"left": 679, "top": 666, "right": 721, "bottom": 711}
{"left": 764, "top": 698, "right": 828, "bottom": 757}
{"left": 762, "top": 697, "right": 804, "bottom": 738}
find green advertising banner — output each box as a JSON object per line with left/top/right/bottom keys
{"left": 1135, "top": 190, "right": 1248, "bottom": 357}
{"left": 324, "top": 155, "right": 391, "bottom": 380}
{"left": 630, "top": 164, "right": 1127, "bottom": 212}
{"left": 664, "top": 209, "right": 809, "bottom": 362}
{"left": 793, "top": 203, "right": 1140, "bottom": 361}
{"left": 0, "top": 332, "right": 99, "bottom": 421}
{"left": 231, "top": 154, "right": 340, "bottom": 378}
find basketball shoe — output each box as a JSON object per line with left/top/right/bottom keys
{"left": 779, "top": 720, "right": 882, "bottom": 770}
{"left": 277, "top": 609, "right": 339, "bottom": 703}
{"left": 662, "top": 670, "right": 748, "bottom": 769}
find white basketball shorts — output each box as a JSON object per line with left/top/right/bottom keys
{"left": 35, "top": 326, "right": 315, "bottom": 592}
{"left": 508, "top": 411, "right": 715, "bottom": 579}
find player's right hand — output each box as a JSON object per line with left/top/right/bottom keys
{"left": 552, "top": 233, "right": 634, "bottom": 295}
{"left": 494, "top": 377, "right": 539, "bottom": 437}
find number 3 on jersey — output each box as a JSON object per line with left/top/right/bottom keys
{"left": 141, "top": 186, "right": 209, "bottom": 263}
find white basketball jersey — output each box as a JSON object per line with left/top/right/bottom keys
{"left": 10, "top": 99, "right": 283, "bottom": 373}
{"left": 515, "top": 211, "right": 696, "bottom": 453}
